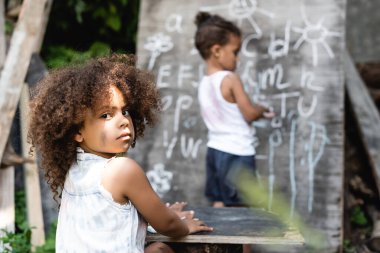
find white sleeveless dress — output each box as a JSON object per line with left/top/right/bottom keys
{"left": 198, "top": 70, "right": 256, "bottom": 156}
{"left": 56, "top": 148, "right": 147, "bottom": 253}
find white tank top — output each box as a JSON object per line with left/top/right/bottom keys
{"left": 56, "top": 148, "right": 147, "bottom": 253}
{"left": 198, "top": 71, "right": 256, "bottom": 156}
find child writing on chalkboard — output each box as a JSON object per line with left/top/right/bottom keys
{"left": 194, "top": 11, "right": 274, "bottom": 209}
{"left": 28, "top": 54, "right": 212, "bottom": 253}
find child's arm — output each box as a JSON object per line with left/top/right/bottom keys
{"left": 221, "top": 73, "right": 270, "bottom": 122}
{"left": 103, "top": 157, "right": 213, "bottom": 237}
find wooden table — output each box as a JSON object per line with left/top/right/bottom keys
{"left": 146, "top": 207, "right": 304, "bottom": 253}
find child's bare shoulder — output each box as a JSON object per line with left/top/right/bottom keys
{"left": 222, "top": 72, "right": 242, "bottom": 88}
{"left": 106, "top": 157, "right": 145, "bottom": 179}
{"left": 224, "top": 72, "right": 241, "bottom": 82}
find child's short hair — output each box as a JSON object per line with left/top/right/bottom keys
{"left": 194, "top": 11, "right": 241, "bottom": 60}
{"left": 28, "top": 54, "right": 161, "bottom": 199}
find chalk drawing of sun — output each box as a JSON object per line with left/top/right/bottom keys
{"left": 200, "top": 0, "right": 274, "bottom": 38}
{"left": 292, "top": 6, "right": 341, "bottom": 66}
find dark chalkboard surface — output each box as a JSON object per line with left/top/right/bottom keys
{"left": 187, "top": 207, "right": 285, "bottom": 237}
{"left": 134, "top": 1, "right": 345, "bottom": 252}
{"left": 146, "top": 207, "right": 304, "bottom": 246}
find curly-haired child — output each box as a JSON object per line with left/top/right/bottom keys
{"left": 28, "top": 54, "right": 212, "bottom": 253}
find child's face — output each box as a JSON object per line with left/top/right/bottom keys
{"left": 216, "top": 34, "right": 241, "bottom": 71}
{"left": 74, "top": 85, "right": 135, "bottom": 158}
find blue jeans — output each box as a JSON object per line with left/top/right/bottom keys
{"left": 205, "top": 147, "right": 256, "bottom": 206}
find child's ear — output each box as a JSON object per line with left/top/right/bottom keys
{"left": 74, "top": 132, "right": 83, "bottom": 143}
{"left": 210, "top": 44, "right": 221, "bottom": 58}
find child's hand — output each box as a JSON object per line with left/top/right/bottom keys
{"left": 183, "top": 217, "right": 213, "bottom": 234}
{"left": 261, "top": 105, "right": 275, "bottom": 119}
{"left": 263, "top": 111, "right": 275, "bottom": 119}
{"left": 166, "top": 202, "right": 194, "bottom": 219}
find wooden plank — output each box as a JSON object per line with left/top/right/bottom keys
{"left": 19, "top": 1, "right": 52, "bottom": 248}
{"left": 0, "top": 1, "right": 13, "bottom": 251}
{"left": 31, "top": 0, "right": 52, "bottom": 53}
{"left": 147, "top": 230, "right": 304, "bottom": 245}
{"left": 344, "top": 50, "right": 380, "bottom": 196}
{"left": 0, "top": 166, "right": 15, "bottom": 249}
{"left": 0, "top": 0, "right": 49, "bottom": 162}
{"left": 165, "top": 243, "right": 241, "bottom": 253}
{"left": 20, "top": 84, "right": 45, "bottom": 247}
{"left": 146, "top": 207, "right": 304, "bottom": 245}
{"left": 0, "top": 0, "right": 5, "bottom": 68}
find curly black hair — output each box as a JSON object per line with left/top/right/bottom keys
{"left": 28, "top": 54, "right": 161, "bottom": 200}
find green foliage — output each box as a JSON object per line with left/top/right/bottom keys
{"left": 44, "top": 42, "right": 111, "bottom": 69}
{"left": 5, "top": 20, "right": 14, "bottom": 35}
{"left": 14, "top": 191, "right": 28, "bottom": 231}
{"left": 0, "top": 191, "right": 31, "bottom": 253}
{"left": 350, "top": 206, "right": 368, "bottom": 226}
{"left": 342, "top": 239, "right": 355, "bottom": 253}
{"left": 0, "top": 191, "right": 57, "bottom": 252}
{"left": 43, "top": 0, "right": 140, "bottom": 54}
{"left": 67, "top": 0, "right": 129, "bottom": 32}
{"left": 0, "top": 228, "right": 31, "bottom": 253}
{"left": 35, "top": 221, "right": 57, "bottom": 253}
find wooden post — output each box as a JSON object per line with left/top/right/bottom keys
{"left": 0, "top": 0, "right": 5, "bottom": 68}
{"left": 0, "top": 1, "right": 14, "bottom": 251}
{"left": 20, "top": 84, "right": 45, "bottom": 248}
{"left": 19, "top": 0, "right": 52, "bottom": 248}
{"left": 0, "top": 0, "right": 50, "bottom": 249}
{"left": 0, "top": 166, "right": 15, "bottom": 248}
{"left": 32, "top": 0, "right": 52, "bottom": 53}
{"left": 0, "top": 0, "right": 49, "bottom": 162}
{"left": 344, "top": 49, "right": 380, "bottom": 196}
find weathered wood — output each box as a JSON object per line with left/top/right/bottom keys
{"left": 346, "top": 0, "right": 380, "bottom": 63}
{"left": 0, "top": 1, "right": 12, "bottom": 251}
{"left": 0, "top": 0, "right": 49, "bottom": 162}
{"left": 147, "top": 231, "right": 304, "bottom": 245}
{"left": 32, "top": 0, "right": 52, "bottom": 53}
{"left": 344, "top": 50, "right": 380, "bottom": 197}
{"left": 167, "top": 243, "right": 242, "bottom": 253}
{"left": 0, "top": 141, "right": 32, "bottom": 168}
{"left": 0, "top": 0, "right": 5, "bottom": 68}
{"left": 20, "top": 1, "right": 52, "bottom": 244}
{"left": 146, "top": 207, "right": 304, "bottom": 246}
{"left": 0, "top": 166, "right": 15, "bottom": 247}
{"left": 0, "top": 0, "right": 47, "bottom": 248}
{"left": 20, "top": 84, "right": 45, "bottom": 247}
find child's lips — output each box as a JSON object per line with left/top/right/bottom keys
{"left": 117, "top": 133, "right": 131, "bottom": 141}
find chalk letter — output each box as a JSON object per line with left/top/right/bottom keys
{"left": 157, "top": 65, "right": 172, "bottom": 88}
{"left": 178, "top": 64, "right": 194, "bottom": 87}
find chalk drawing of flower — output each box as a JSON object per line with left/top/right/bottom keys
{"left": 144, "top": 32, "right": 174, "bottom": 70}
{"left": 147, "top": 163, "right": 173, "bottom": 197}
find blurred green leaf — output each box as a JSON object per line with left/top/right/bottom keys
{"left": 106, "top": 16, "right": 121, "bottom": 31}
{"left": 351, "top": 206, "right": 368, "bottom": 226}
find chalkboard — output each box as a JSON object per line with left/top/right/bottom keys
{"left": 134, "top": 1, "right": 345, "bottom": 251}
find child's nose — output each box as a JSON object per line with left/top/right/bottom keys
{"left": 119, "top": 115, "right": 129, "bottom": 128}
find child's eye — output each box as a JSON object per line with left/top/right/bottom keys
{"left": 100, "top": 113, "right": 111, "bottom": 119}
{"left": 122, "top": 109, "right": 130, "bottom": 117}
